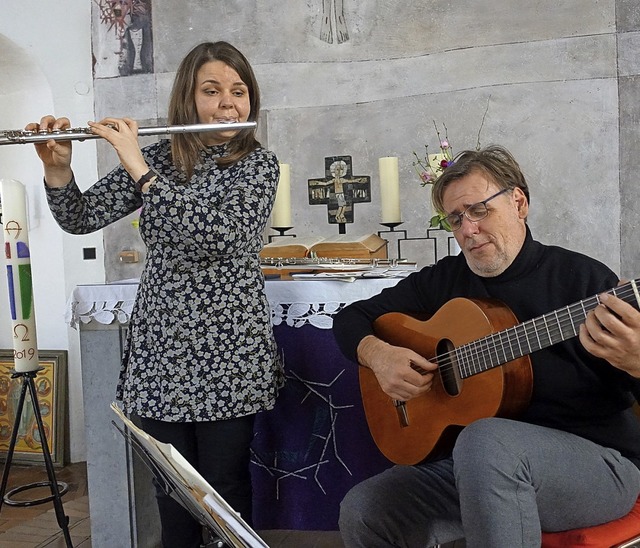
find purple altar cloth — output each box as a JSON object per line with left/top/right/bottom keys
{"left": 251, "top": 323, "right": 393, "bottom": 530}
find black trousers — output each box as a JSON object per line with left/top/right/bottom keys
{"left": 136, "top": 414, "right": 255, "bottom": 548}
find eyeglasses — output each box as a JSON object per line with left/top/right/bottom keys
{"left": 441, "top": 188, "right": 510, "bottom": 232}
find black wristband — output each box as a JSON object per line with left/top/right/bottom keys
{"left": 135, "top": 169, "right": 157, "bottom": 192}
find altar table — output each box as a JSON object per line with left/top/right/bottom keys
{"left": 68, "top": 277, "right": 400, "bottom": 546}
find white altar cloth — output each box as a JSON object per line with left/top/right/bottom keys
{"left": 66, "top": 278, "right": 401, "bottom": 330}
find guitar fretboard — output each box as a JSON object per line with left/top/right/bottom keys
{"left": 447, "top": 278, "right": 640, "bottom": 379}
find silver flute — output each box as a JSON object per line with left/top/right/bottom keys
{"left": 0, "top": 121, "right": 257, "bottom": 146}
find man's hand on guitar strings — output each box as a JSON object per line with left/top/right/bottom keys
{"left": 579, "top": 291, "right": 640, "bottom": 377}
{"left": 357, "top": 335, "right": 437, "bottom": 401}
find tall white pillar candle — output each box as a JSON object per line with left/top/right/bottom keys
{"left": 1, "top": 179, "right": 40, "bottom": 372}
{"left": 379, "top": 157, "right": 401, "bottom": 223}
{"left": 272, "top": 163, "right": 292, "bottom": 227}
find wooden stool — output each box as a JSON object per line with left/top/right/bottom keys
{"left": 541, "top": 496, "right": 640, "bottom": 548}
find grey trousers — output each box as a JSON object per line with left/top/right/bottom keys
{"left": 339, "top": 418, "right": 640, "bottom": 548}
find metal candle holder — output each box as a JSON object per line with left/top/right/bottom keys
{"left": 378, "top": 223, "right": 458, "bottom": 263}
{"left": 268, "top": 226, "right": 297, "bottom": 243}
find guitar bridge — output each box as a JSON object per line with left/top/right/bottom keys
{"left": 394, "top": 400, "right": 409, "bottom": 427}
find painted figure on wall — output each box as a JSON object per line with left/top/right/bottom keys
{"left": 94, "top": 0, "right": 154, "bottom": 77}
{"left": 320, "top": 0, "right": 349, "bottom": 44}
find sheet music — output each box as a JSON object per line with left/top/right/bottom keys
{"left": 111, "top": 403, "right": 268, "bottom": 548}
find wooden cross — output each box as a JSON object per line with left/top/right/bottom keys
{"left": 308, "top": 155, "right": 371, "bottom": 233}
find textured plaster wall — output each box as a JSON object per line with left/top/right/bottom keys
{"left": 618, "top": 0, "right": 640, "bottom": 280}
{"left": 94, "top": 0, "right": 640, "bottom": 281}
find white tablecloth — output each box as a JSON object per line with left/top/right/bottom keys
{"left": 66, "top": 277, "right": 401, "bottom": 330}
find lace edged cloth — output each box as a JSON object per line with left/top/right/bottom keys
{"left": 66, "top": 278, "right": 401, "bottom": 330}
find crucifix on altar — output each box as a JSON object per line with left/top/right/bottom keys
{"left": 307, "top": 155, "right": 371, "bottom": 234}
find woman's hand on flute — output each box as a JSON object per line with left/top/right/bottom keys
{"left": 88, "top": 117, "right": 150, "bottom": 183}
{"left": 26, "top": 115, "right": 73, "bottom": 188}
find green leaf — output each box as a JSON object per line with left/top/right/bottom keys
{"left": 429, "top": 214, "right": 443, "bottom": 228}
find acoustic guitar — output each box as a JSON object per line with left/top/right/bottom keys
{"left": 360, "top": 279, "right": 640, "bottom": 465}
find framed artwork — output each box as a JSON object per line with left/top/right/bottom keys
{"left": 0, "top": 350, "right": 67, "bottom": 466}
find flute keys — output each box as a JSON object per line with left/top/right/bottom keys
{"left": 1, "top": 130, "right": 27, "bottom": 142}
{"left": 33, "top": 127, "right": 91, "bottom": 135}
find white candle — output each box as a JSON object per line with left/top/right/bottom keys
{"left": 1, "top": 179, "right": 40, "bottom": 372}
{"left": 379, "top": 157, "right": 401, "bottom": 223}
{"left": 272, "top": 163, "right": 292, "bottom": 228}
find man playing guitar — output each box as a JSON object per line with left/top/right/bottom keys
{"left": 333, "top": 145, "right": 640, "bottom": 547}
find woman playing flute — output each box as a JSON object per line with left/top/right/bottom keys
{"left": 27, "top": 41, "right": 284, "bottom": 548}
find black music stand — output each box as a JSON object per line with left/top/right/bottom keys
{"left": 0, "top": 368, "right": 72, "bottom": 547}
{"left": 111, "top": 403, "right": 268, "bottom": 548}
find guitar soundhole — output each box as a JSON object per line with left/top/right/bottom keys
{"left": 436, "top": 338, "right": 461, "bottom": 396}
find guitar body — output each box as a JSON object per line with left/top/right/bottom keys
{"left": 361, "top": 298, "right": 533, "bottom": 465}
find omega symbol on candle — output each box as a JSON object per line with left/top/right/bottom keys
{"left": 13, "top": 324, "right": 30, "bottom": 342}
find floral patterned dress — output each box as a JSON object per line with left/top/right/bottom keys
{"left": 46, "top": 141, "right": 284, "bottom": 421}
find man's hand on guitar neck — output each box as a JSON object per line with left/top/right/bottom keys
{"left": 356, "top": 335, "right": 437, "bottom": 401}
{"left": 579, "top": 291, "right": 640, "bottom": 378}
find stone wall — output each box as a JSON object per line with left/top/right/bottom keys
{"left": 91, "top": 0, "right": 640, "bottom": 280}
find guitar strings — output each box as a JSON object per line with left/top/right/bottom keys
{"left": 440, "top": 284, "right": 636, "bottom": 377}
{"left": 429, "top": 282, "right": 639, "bottom": 380}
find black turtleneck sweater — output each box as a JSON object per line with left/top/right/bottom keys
{"left": 333, "top": 227, "right": 640, "bottom": 468}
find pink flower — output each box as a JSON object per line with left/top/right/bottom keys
{"left": 420, "top": 171, "right": 433, "bottom": 183}
{"left": 440, "top": 140, "right": 449, "bottom": 149}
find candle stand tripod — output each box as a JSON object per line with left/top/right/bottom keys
{"left": 0, "top": 368, "right": 72, "bottom": 547}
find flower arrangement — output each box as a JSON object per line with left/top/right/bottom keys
{"left": 413, "top": 121, "right": 455, "bottom": 188}
{"left": 412, "top": 121, "right": 455, "bottom": 228}
{"left": 411, "top": 98, "right": 491, "bottom": 229}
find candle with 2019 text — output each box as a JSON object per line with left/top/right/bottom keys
{"left": 1, "top": 179, "right": 40, "bottom": 372}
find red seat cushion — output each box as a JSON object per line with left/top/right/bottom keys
{"left": 541, "top": 497, "right": 640, "bottom": 547}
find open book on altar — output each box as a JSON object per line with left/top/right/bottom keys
{"left": 111, "top": 403, "right": 268, "bottom": 548}
{"left": 260, "top": 233, "right": 388, "bottom": 260}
